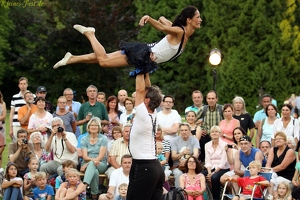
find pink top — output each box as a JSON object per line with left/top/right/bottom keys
{"left": 182, "top": 173, "right": 203, "bottom": 188}
{"left": 204, "top": 138, "right": 230, "bottom": 169}
{"left": 219, "top": 118, "right": 239, "bottom": 143}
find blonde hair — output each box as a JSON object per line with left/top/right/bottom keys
{"left": 35, "top": 172, "right": 46, "bottom": 180}
{"left": 274, "top": 131, "right": 287, "bottom": 141}
{"left": 118, "top": 183, "right": 128, "bottom": 190}
{"left": 249, "top": 161, "right": 262, "bottom": 170}
{"left": 210, "top": 125, "right": 221, "bottom": 133}
{"left": 65, "top": 168, "right": 80, "bottom": 177}
{"left": 156, "top": 142, "right": 163, "bottom": 148}
{"left": 276, "top": 181, "right": 291, "bottom": 198}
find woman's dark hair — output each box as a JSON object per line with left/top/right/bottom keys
{"left": 264, "top": 104, "right": 278, "bottom": 117}
{"left": 184, "top": 155, "right": 202, "bottom": 174}
{"left": 5, "top": 162, "right": 20, "bottom": 181}
{"left": 232, "top": 127, "right": 247, "bottom": 144}
{"left": 145, "top": 86, "right": 162, "bottom": 111}
{"left": 106, "top": 95, "right": 119, "bottom": 113}
{"left": 282, "top": 103, "right": 292, "bottom": 111}
{"left": 172, "top": 6, "right": 198, "bottom": 27}
{"left": 35, "top": 96, "right": 46, "bottom": 102}
{"left": 223, "top": 104, "right": 234, "bottom": 112}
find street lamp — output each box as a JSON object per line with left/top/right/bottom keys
{"left": 208, "top": 48, "right": 222, "bottom": 90}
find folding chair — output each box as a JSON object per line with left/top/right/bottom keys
{"left": 221, "top": 167, "right": 272, "bottom": 200}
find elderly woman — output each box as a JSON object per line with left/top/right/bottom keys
{"left": 81, "top": 117, "right": 107, "bottom": 200}
{"left": 119, "top": 97, "right": 135, "bottom": 126}
{"left": 29, "top": 131, "right": 51, "bottom": 166}
{"left": 272, "top": 103, "right": 299, "bottom": 146}
{"left": 219, "top": 104, "right": 240, "bottom": 144}
{"left": 53, "top": 96, "right": 76, "bottom": 133}
{"left": 201, "top": 125, "right": 230, "bottom": 200}
{"left": 266, "top": 131, "right": 296, "bottom": 196}
{"left": 28, "top": 97, "right": 53, "bottom": 142}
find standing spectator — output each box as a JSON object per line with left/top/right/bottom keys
{"left": 171, "top": 123, "right": 200, "bottom": 187}
{"left": 53, "top": 96, "right": 76, "bottom": 133}
{"left": 0, "top": 91, "right": 6, "bottom": 168}
{"left": 35, "top": 86, "right": 54, "bottom": 114}
{"left": 81, "top": 117, "right": 107, "bottom": 200}
{"left": 63, "top": 88, "right": 81, "bottom": 137}
{"left": 185, "top": 111, "right": 201, "bottom": 140}
{"left": 288, "top": 93, "right": 296, "bottom": 117}
{"left": 232, "top": 96, "right": 255, "bottom": 139}
{"left": 157, "top": 95, "right": 182, "bottom": 143}
{"left": 253, "top": 94, "right": 279, "bottom": 128}
{"left": 9, "top": 77, "right": 28, "bottom": 141}
{"left": 219, "top": 104, "right": 240, "bottom": 144}
{"left": 119, "top": 97, "right": 135, "bottom": 126}
{"left": 77, "top": 85, "right": 109, "bottom": 134}
{"left": 117, "top": 89, "right": 128, "bottom": 113}
{"left": 196, "top": 90, "right": 223, "bottom": 162}
{"left": 27, "top": 97, "right": 53, "bottom": 141}
{"left": 106, "top": 95, "right": 122, "bottom": 141}
{"left": 40, "top": 117, "right": 78, "bottom": 176}
{"left": 256, "top": 104, "right": 278, "bottom": 147}
{"left": 272, "top": 103, "right": 299, "bottom": 146}
{"left": 29, "top": 132, "right": 51, "bottom": 166}
{"left": 18, "top": 91, "right": 37, "bottom": 130}
{"left": 201, "top": 126, "right": 230, "bottom": 200}
{"left": 185, "top": 90, "right": 204, "bottom": 114}
{"left": 97, "top": 92, "right": 106, "bottom": 104}
{"left": 8, "top": 129, "right": 36, "bottom": 177}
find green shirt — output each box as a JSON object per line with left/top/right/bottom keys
{"left": 78, "top": 101, "right": 108, "bottom": 133}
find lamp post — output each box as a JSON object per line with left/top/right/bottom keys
{"left": 208, "top": 48, "right": 222, "bottom": 90}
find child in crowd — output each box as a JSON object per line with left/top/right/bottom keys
{"left": 1, "top": 162, "right": 23, "bottom": 200}
{"left": 55, "top": 168, "right": 86, "bottom": 200}
{"left": 33, "top": 172, "right": 54, "bottom": 200}
{"left": 55, "top": 160, "right": 75, "bottom": 191}
{"left": 24, "top": 157, "right": 39, "bottom": 199}
{"left": 156, "top": 142, "right": 167, "bottom": 167}
{"left": 273, "top": 181, "right": 292, "bottom": 200}
{"left": 114, "top": 183, "right": 128, "bottom": 200}
{"left": 226, "top": 161, "right": 269, "bottom": 200}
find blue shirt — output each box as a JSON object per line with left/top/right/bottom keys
{"left": 253, "top": 109, "right": 280, "bottom": 123}
{"left": 33, "top": 184, "right": 54, "bottom": 200}
{"left": 185, "top": 105, "right": 200, "bottom": 114}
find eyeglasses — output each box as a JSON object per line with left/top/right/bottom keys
{"left": 125, "top": 102, "right": 133, "bottom": 105}
{"left": 64, "top": 94, "right": 73, "bottom": 96}
{"left": 188, "top": 161, "right": 196, "bottom": 164}
{"left": 89, "top": 124, "right": 98, "bottom": 127}
{"left": 274, "top": 138, "right": 285, "bottom": 141}
{"left": 52, "top": 124, "right": 62, "bottom": 128}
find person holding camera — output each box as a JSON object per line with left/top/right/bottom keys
{"left": 8, "top": 128, "right": 36, "bottom": 177}
{"left": 40, "top": 117, "right": 78, "bottom": 176}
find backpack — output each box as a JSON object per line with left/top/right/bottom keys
{"left": 162, "top": 187, "right": 187, "bottom": 200}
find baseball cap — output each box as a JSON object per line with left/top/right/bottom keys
{"left": 36, "top": 86, "right": 47, "bottom": 93}
{"left": 240, "top": 135, "right": 251, "bottom": 142}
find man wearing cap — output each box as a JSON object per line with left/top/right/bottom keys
{"left": 18, "top": 91, "right": 37, "bottom": 131}
{"left": 230, "top": 135, "right": 265, "bottom": 192}
{"left": 35, "top": 86, "right": 54, "bottom": 114}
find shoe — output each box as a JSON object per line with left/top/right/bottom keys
{"left": 73, "top": 24, "right": 95, "bottom": 34}
{"left": 53, "top": 52, "right": 72, "bottom": 69}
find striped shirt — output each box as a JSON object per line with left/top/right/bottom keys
{"left": 110, "top": 137, "right": 130, "bottom": 165}
{"left": 10, "top": 92, "right": 26, "bottom": 127}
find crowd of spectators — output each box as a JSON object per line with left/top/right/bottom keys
{"left": 1, "top": 77, "right": 300, "bottom": 200}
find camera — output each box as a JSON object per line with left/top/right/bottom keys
{"left": 57, "top": 127, "right": 64, "bottom": 133}
{"left": 22, "top": 139, "right": 28, "bottom": 144}
{"left": 227, "top": 144, "right": 233, "bottom": 148}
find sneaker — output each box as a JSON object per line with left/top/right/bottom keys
{"left": 53, "top": 52, "right": 72, "bottom": 69}
{"left": 73, "top": 24, "right": 95, "bottom": 34}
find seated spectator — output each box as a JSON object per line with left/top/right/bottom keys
{"left": 55, "top": 168, "right": 86, "bottom": 200}
{"left": 287, "top": 136, "right": 298, "bottom": 160}
{"left": 99, "top": 154, "right": 131, "bottom": 200}
{"left": 8, "top": 128, "right": 36, "bottom": 177}
{"left": 273, "top": 181, "right": 292, "bottom": 200}
{"left": 201, "top": 125, "right": 230, "bottom": 200}
{"left": 107, "top": 126, "right": 122, "bottom": 161}
{"left": 292, "top": 173, "right": 300, "bottom": 200}
{"left": 179, "top": 156, "right": 206, "bottom": 200}
{"left": 114, "top": 183, "right": 128, "bottom": 200}
{"left": 185, "top": 111, "right": 201, "bottom": 140}
{"left": 171, "top": 123, "right": 200, "bottom": 187}
{"left": 105, "top": 124, "right": 130, "bottom": 179}
{"left": 259, "top": 140, "right": 271, "bottom": 160}
{"left": 81, "top": 117, "right": 108, "bottom": 200}
{"left": 266, "top": 131, "right": 296, "bottom": 197}
{"left": 29, "top": 131, "right": 51, "bottom": 166}
{"left": 23, "top": 157, "right": 39, "bottom": 199}
{"left": 40, "top": 117, "right": 78, "bottom": 176}
{"left": 35, "top": 86, "right": 54, "bottom": 114}
{"left": 55, "top": 160, "right": 76, "bottom": 191}
{"left": 2, "top": 162, "right": 23, "bottom": 200}
{"left": 106, "top": 95, "right": 122, "bottom": 141}
{"left": 53, "top": 96, "right": 76, "bottom": 133}
{"left": 18, "top": 91, "right": 37, "bottom": 131}
{"left": 119, "top": 97, "right": 135, "bottom": 126}
{"left": 156, "top": 142, "right": 167, "bottom": 167}
{"left": 33, "top": 172, "right": 55, "bottom": 200}
{"left": 27, "top": 96, "right": 53, "bottom": 143}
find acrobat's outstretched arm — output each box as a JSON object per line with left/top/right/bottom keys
{"left": 158, "top": 16, "right": 172, "bottom": 27}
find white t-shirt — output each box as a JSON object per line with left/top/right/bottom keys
{"left": 272, "top": 117, "right": 299, "bottom": 139}
{"left": 129, "top": 103, "right": 156, "bottom": 159}
{"left": 50, "top": 132, "right": 78, "bottom": 164}
{"left": 119, "top": 109, "right": 135, "bottom": 125}
{"left": 157, "top": 109, "right": 182, "bottom": 142}
{"left": 109, "top": 167, "right": 129, "bottom": 198}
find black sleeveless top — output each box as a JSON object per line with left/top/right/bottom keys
{"left": 271, "top": 146, "right": 296, "bottom": 180}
